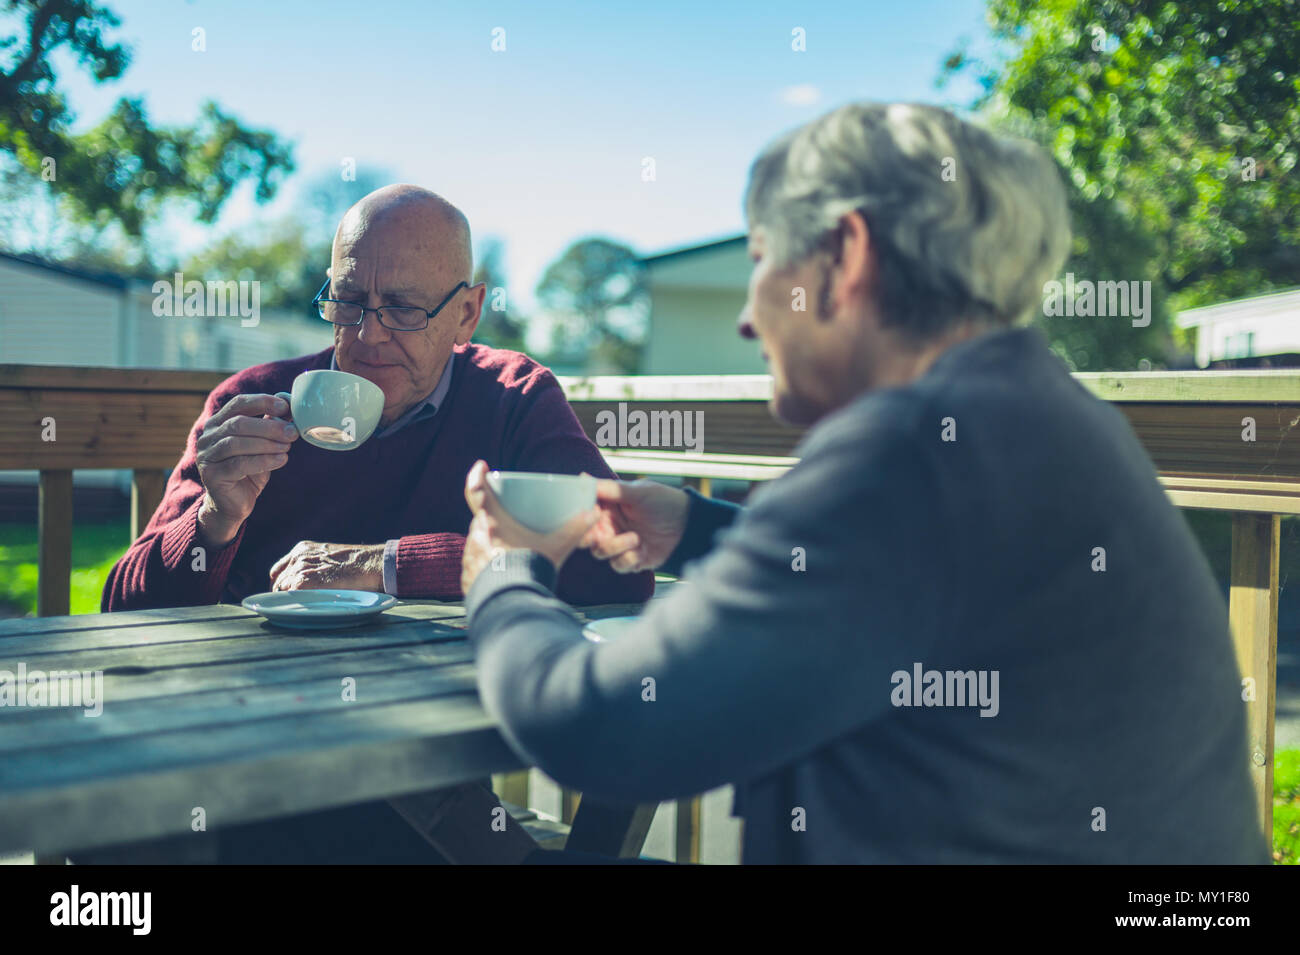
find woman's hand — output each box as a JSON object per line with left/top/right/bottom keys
{"left": 460, "top": 460, "right": 599, "bottom": 595}
{"left": 579, "top": 478, "right": 690, "bottom": 574}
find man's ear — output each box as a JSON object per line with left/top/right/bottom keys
{"left": 454, "top": 282, "right": 487, "bottom": 345}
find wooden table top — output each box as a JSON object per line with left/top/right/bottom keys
{"left": 0, "top": 595, "right": 654, "bottom": 856}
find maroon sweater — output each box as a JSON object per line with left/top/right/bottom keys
{"left": 102, "top": 344, "right": 654, "bottom": 610}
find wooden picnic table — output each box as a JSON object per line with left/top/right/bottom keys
{"left": 0, "top": 594, "right": 663, "bottom": 863}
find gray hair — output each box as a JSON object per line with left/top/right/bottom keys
{"left": 745, "top": 102, "right": 1071, "bottom": 338}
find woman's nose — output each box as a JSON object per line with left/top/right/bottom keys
{"left": 737, "top": 309, "right": 757, "bottom": 340}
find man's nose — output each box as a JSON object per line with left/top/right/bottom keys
{"left": 737, "top": 307, "right": 757, "bottom": 340}
{"left": 357, "top": 308, "right": 391, "bottom": 344}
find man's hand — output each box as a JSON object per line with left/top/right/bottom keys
{"left": 460, "top": 460, "right": 599, "bottom": 595}
{"left": 269, "top": 541, "right": 385, "bottom": 592}
{"left": 195, "top": 394, "right": 298, "bottom": 548}
{"left": 579, "top": 478, "right": 689, "bottom": 574}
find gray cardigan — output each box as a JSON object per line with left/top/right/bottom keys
{"left": 466, "top": 327, "right": 1269, "bottom": 863}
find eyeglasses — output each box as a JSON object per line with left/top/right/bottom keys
{"left": 312, "top": 278, "right": 469, "bottom": 331}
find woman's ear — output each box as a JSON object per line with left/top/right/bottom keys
{"left": 820, "top": 211, "right": 872, "bottom": 322}
{"left": 836, "top": 210, "right": 872, "bottom": 298}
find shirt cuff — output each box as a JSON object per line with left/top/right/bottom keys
{"left": 382, "top": 538, "right": 400, "bottom": 596}
{"left": 465, "top": 549, "right": 558, "bottom": 621}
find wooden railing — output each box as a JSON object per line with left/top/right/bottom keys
{"left": 2, "top": 362, "right": 1297, "bottom": 859}
{"left": 0, "top": 366, "right": 227, "bottom": 616}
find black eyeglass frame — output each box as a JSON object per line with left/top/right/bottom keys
{"left": 312, "top": 278, "right": 471, "bottom": 331}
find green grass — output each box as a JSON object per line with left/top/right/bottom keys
{"left": 1274, "top": 749, "right": 1300, "bottom": 864}
{"left": 0, "top": 519, "right": 131, "bottom": 616}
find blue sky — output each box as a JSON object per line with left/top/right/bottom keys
{"left": 48, "top": 0, "right": 991, "bottom": 307}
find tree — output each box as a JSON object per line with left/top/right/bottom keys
{"left": 471, "top": 237, "right": 526, "bottom": 352}
{"left": 179, "top": 167, "right": 396, "bottom": 325}
{"left": 182, "top": 222, "right": 323, "bottom": 321}
{"left": 297, "top": 165, "right": 396, "bottom": 243}
{"left": 535, "top": 238, "right": 648, "bottom": 373}
{"left": 942, "top": 0, "right": 1299, "bottom": 369}
{"left": 0, "top": 152, "right": 164, "bottom": 275}
{"left": 0, "top": 0, "right": 294, "bottom": 237}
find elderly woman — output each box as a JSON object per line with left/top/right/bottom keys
{"left": 460, "top": 103, "right": 1268, "bottom": 863}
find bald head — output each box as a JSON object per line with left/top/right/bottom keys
{"left": 328, "top": 184, "right": 485, "bottom": 425}
{"left": 335, "top": 184, "right": 472, "bottom": 282}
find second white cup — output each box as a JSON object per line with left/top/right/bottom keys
{"left": 486, "top": 471, "right": 597, "bottom": 534}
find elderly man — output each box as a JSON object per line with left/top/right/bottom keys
{"left": 104, "top": 184, "right": 651, "bottom": 610}
{"left": 95, "top": 184, "right": 651, "bottom": 865}
{"left": 460, "top": 103, "right": 1269, "bottom": 863}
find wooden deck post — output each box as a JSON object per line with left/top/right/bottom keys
{"left": 561, "top": 788, "right": 582, "bottom": 825}
{"left": 1228, "top": 513, "right": 1280, "bottom": 838}
{"left": 493, "top": 771, "right": 531, "bottom": 810}
{"left": 675, "top": 796, "right": 703, "bottom": 863}
{"left": 131, "top": 468, "right": 169, "bottom": 540}
{"left": 37, "top": 470, "right": 73, "bottom": 617}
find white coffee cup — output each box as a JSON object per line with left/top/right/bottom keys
{"left": 277, "top": 369, "right": 385, "bottom": 451}
{"left": 486, "top": 471, "right": 597, "bottom": 534}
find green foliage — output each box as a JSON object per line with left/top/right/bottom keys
{"left": 180, "top": 167, "right": 395, "bottom": 324}
{"left": 0, "top": 152, "right": 161, "bottom": 273}
{"left": 192, "top": 221, "right": 337, "bottom": 329}
{"left": 472, "top": 237, "right": 526, "bottom": 352}
{"left": 944, "top": 0, "right": 1300, "bottom": 369}
{"left": 535, "top": 237, "right": 648, "bottom": 372}
{"left": 0, "top": 0, "right": 294, "bottom": 237}
{"left": 182, "top": 222, "right": 322, "bottom": 320}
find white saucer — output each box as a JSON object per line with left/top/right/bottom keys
{"left": 582, "top": 615, "right": 641, "bottom": 642}
{"left": 241, "top": 590, "right": 397, "bottom": 629}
